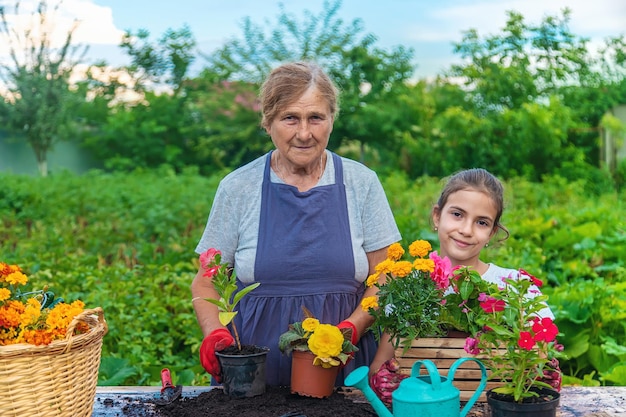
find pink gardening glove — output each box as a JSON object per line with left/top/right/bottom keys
{"left": 540, "top": 358, "right": 562, "bottom": 392}
{"left": 199, "top": 328, "right": 234, "bottom": 383}
{"left": 370, "top": 358, "right": 408, "bottom": 406}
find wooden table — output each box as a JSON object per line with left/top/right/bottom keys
{"left": 92, "top": 385, "right": 626, "bottom": 416}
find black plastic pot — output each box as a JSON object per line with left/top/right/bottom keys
{"left": 216, "top": 346, "right": 269, "bottom": 398}
{"left": 487, "top": 388, "right": 560, "bottom": 417}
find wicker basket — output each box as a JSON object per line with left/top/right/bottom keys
{"left": 0, "top": 307, "right": 108, "bottom": 417}
{"left": 395, "top": 336, "right": 504, "bottom": 402}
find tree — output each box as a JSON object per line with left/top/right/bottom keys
{"left": 0, "top": 0, "right": 87, "bottom": 176}
{"left": 437, "top": 9, "right": 611, "bottom": 181}
{"left": 76, "top": 26, "right": 199, "bottom": 172}
{"left": 449, "top": 9, "right": 591, "bottom": 113}
{"left": 119, "top": 25, "right": 196, "bottom": 96}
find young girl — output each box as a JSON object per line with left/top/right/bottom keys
{"left": 368, "top": 168, "right": 557, "bottom": 403}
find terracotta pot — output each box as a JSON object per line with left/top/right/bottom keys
{"left": 290, "top": 350, "right": 339, "bottom": 398}
{"left": 487, "top": 387, "right": 560, "bottom": 417}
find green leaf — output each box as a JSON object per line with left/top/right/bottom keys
{"left": 203, "top": 298, "right": 229, "bottom": 312}
{"left": 98, "top": 357, "right": 138, "bottom": 386}
{"left": 601, "top": 362, "right": 626, "bottom": 385}
{"left": 232, "top": 282, "right": 261, "bottom": 306}
{"left": 218, "top": 311, "right": 237, "bottom": 326}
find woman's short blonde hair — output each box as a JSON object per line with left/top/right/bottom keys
{"left": 259, "top": 61, "right": 339, "bottom": 129}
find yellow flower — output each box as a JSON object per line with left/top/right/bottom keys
{"left": 302, "top": 317, "right": 320, "bottom": 332}
{"left": 374, "top": 259, "right": 395, "bottom": 275}
{"left": 6, "top": 271, "right": 28, "bottom": 286}
{"left": 409, "top": 240, "right": 432, "bottom": 258}
{"left": 366, "top": 273, "right": 380, "bottom": 288}
{"left": 361, "top": 296, "right": 378, "bottom": 311}
{"left": 387, "top": 243, "right": 405, "bottom": 261}
{"left": 307, "top": 323, "right": 343, "bottom": 359}
{"left": 1, "top": 259, "right": 85, "bottom": 347}
{"left": 413, "top": 258, "right": 435, "bottom": 273}
{"left": 313, "top": 355, "right": 341, "bottom": 368}
{"left": 390, "top": 261, "right": 413, "bottom": 277}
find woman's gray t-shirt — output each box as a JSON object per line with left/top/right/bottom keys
{"left": 196, "top": 150, "right": 401, "bottom": 284}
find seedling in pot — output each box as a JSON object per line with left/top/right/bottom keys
{"left": 199, "top": 248, "right": 260, "bottom": 350}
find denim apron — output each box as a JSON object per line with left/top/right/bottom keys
{"left": 233, "top": 151, "right": 377, "bottom": 386}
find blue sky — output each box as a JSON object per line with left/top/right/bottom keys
{"left": 2, "top": 0, "right": 625, "bottom": 79}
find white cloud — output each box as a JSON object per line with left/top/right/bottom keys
{"left": 0, "top": 0, "right": 123, "bottom": 58}
{"left": 65, "top": 0, "right": 124, "bottom": 45}
{"left": 406, "top": 0, "right": 625, "bottom": 43}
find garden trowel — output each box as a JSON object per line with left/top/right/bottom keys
{"left": 154, "top": 368, "right": 183, "bottom": 405}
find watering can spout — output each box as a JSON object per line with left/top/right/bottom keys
{"left": 345, "top": 366, "right": 393, "bottom": 417}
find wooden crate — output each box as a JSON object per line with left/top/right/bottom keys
{"left": 395, "top": 337, "right": 504, "bottom": 402}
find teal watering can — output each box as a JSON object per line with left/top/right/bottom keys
{"left": 345, "top": 357, "right": 487, "bottom": 417}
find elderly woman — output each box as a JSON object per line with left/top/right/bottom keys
{"left": 191, "top": 61, "right": 401, "bottom": 386}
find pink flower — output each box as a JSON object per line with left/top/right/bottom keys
{"left": 479, "top": 296, "right": 506, "bottom": 313}
{"left": 199, "top": 248, "right": 221, "bottom": 269}
{"left": 464, "top": 337, "right": 480, "bottom": 355}
{"left": 199, "top": 248, "right": 222, "bottom": 278}
{"left": 532, "top": 317, "right": 559, "bottom": 342}
{"left": 429, "top": 251, "right": 453, "bottom": 290}
{"left": 518, "top": 331, "right": 535, "bottom": 350}
{"left": 202, "top": 266, "right": 220, "bottom": 278}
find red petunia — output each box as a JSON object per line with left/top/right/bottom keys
{"left": 532, "top": 317, "right": 559, "bottom": 342}
{"left": 519, "top": 268, "right": 543, "bottom": 287}
{"left": 202, "top": 266, "right": 220, "bottom": 278}
{"left": 518, "top": 331, "right": 536, "bottom": 350}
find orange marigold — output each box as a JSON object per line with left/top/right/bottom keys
{"left": 366, "top": 273, "right": 380, "bottom": 288}
{"left": 390, "top": 260, "right": 414, "bottom": 277}
{"left": 374, "top": 259, "right": 394, "bottom": 275}
{"left": 360, "top": 296, "right": 379, "bottom": 311}
{"left": 413, "top": 258, "right": 435, "bottom": 273}
{"left": 409, "top": 240, "right": 432, "bottom": 258}
{"left": 386, "top": 243, "right": 405, "bottom": 261}
{"left": 1, "top": 261, "right": 87, "bottom": 345}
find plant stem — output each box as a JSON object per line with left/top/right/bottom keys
{"left": 232, "top": 322, "right": 242, "bottom": 350}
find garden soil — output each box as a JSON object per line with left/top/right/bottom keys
{"left": 117, "top": 385, "right": 489, "bottom": 416}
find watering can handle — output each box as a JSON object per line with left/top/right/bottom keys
{"left": 448, "top": 357, "right": 488, "bottom": 417}
{"left": 410, "top": 359, "right": 442, "bottom": 390}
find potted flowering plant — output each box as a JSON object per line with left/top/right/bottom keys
{"left": 360, "top": 240, "right": 455, "bottom": 353}
{"left": 199, "top": 248, "right": 267, "bottom": 398}
{"left": 466, "top": 268, "right": 562, "bottom": 412}
{"left": 278, "top": 307, "right": 359, "bottom": 398}
{"left": 199, "top": 248, "right": 260, "bottom": 351}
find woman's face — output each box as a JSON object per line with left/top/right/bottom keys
{"left": 432, "top": 189, "right": 498, "bottom": 268}
{"left": 266, "top": 86, "right": 333, "bottom": 169}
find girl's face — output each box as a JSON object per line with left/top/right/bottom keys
{"left": 432, "top": 189, "right": 498, "bottom": 269}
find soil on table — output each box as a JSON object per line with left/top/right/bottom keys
{"left": 118, "top": 385, "right": 490, "bottom": 417}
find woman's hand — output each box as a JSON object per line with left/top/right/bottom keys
{"left": 199, "top": 328, "right": 234, "bottom": 383}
